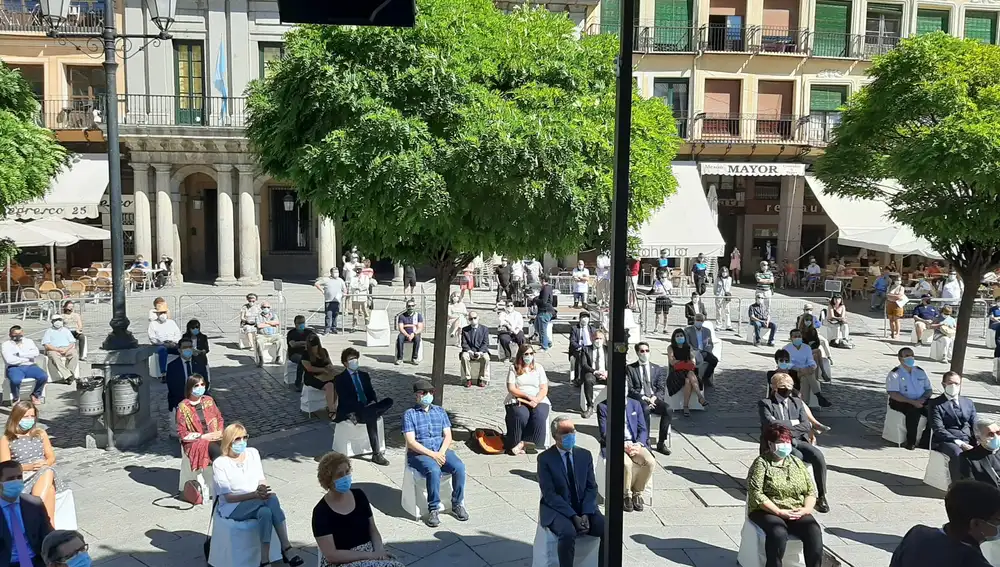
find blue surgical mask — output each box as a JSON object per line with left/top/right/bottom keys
{"left": 297, "top": 323, "right": 306, "bottom": 331}
{"left": 523, "top": 355, "right": 534, "bottom": 365}
{"left": 334, "top": 474, "right": 353, "bottom": 494}
{"left": 903, "top": 357, "right": 915, "bottom": 367}
{"left": 804, "top": 319, "right": 813, "bottom": 326}
{"left": 792, "top": 338, "right": 803, "bottom": 346}
{"left": 17, "top": 418, "right": 34, "bottom": 431}
{"left": 694, "top": 322, "right": 703, "bottom": 329}
{"left": 676, "top": 336, "right": 686, "bottom": 345}
{"left": 778, "top": 362, "right": 792, "bottom": 370}
{"left": 192, "top": 386, "right": 206, "bottom": 397}
{"left": 231, "top": 440, "right": 247, "bottom": 455}
{"left": 181, "top": 348, "right": 194, "bottom": 358}
{"left": 66, "top": 551, "right": 92, "bottom": 567}
{"left": 190, "top": 328, "right": 199, "bottom": 335}
{"left": 988, "top": 437, "right": 1000, "bottom": 452}
{"left": 1, "top": 480, "right": 23, "bottom": 499}
{"left": 420, "top": 393, "right": 434, "bottom": 406}
{"left": 561, "top": 433, "right": 577, "bottom": 450}
{"left": 347, "top": 359, "right": 360, "bottom": 371}
{"left": 773, "top": 443, "right": 793, "bottom": 459}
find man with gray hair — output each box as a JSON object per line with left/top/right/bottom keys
{"left": 40, "top": 530, "right": 89, "bottom": 567}
{"left": 960, "top": 416, "right": 1000, "bottom": 488}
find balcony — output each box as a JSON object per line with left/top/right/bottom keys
{"left": 749, "top": 27, "right": 808, "bottom": 54}
{"left": 699, "top": 24, "right": 748, "bottom": 52}
{"left": 36, "top": 98, "right": 102, "bottom": 130}
{"left": 689, "top": 113, "right": 814, "bottom": 144}
{"left": 113, "top": 94, "right": 248, "bottom": 129}
{"left": 635, "top": 25, "right": 697, "bottom": 52}
{"left": 0, "top": 2, "right": 105, "bottom": 34}
{"left": 809, "top": 32, "right": 900, "bottom": 59}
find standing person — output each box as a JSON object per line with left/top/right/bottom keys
{"left": 886, "top": 347, "right": 933, "bottom": 450}
{"left": 595, "top": 251, "right": 611, "bottom": 307}
{"left": 286, "top": 315, "right": 315, "bottom": 392}
{"left": 403, "top": 265, "right": 417, "bottom": 297}
{"left": 510, "top": 258, "right": 524, "bottom": 305}
{"left": 729, "top": 248, "right": 742, "bottom": 284}
{"left": 571, "top": 261, "right": 590, "bottom": 308}
{"left": 2, "top": 327, "right": 48, "bottom": 405}
{"left": 0, "top": 460, "right": 51, "bottom": 566}
{"left": 394, "top": 300, "right": 424, "bottom": 365}
{"left": 889, "top": 480, "right": 1000, "bottom": 567}
{"left": 316, "top": 268, "right": 346, "bottom": 335}
{"left": 332, "top": 348, "right": 392, "bottom": 466}
{"left": 627, "top": 256, "right": 640, "bottom": 290}
{"left": 533, "top": 275, "right": 555, "bottom": 352}
{"left": 524, "top": 258, "right": 542, "bottom": 287}
{"left": 886, "top": 275, "right": 907, "bottom": 339}
{"left": 941, "top": 271, "right": 964, "bottom": 307}
{"left": 691, "top": 253, "right": 709, "bottom": 296}
{"left": 503, "top": 345, "right": 551, "bottom": 455}
{"left": 40, "top": 316, "right": 77, "bottom": 385}
{"left": 714, "top": 267, "right": 733, "bottom": 331}
{"left": 495, "top": 259, "right": 512, "bottom": 304}
{"left": 458, "top": 263, "right": 475, "bottom": 303}
{"left": 649, "top": 269, "right": 673, "bottom": 335}
{"left": 348, "top": 266, "right": 371, "bottom": 332}
{"left": 657, "top": 249, "right": 670, "bottom": 271}
{"left": 754, "top": 260, "right": 775, "bottom": 304}
{"left": 568, "top": 313, "right": 596, "bottom": 382}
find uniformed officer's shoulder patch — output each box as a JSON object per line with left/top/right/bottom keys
{"left": 891, "top": 366, "right": 900, "bottom": 372}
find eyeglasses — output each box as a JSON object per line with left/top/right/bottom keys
{"left": 234, "top": 435, "right": 249, "bottom": 442}
{"left": 637, "top": 349, "right": 650, "bottom": 354}
{"left": 56, "top": 543, "right": 88, "bottom": 563}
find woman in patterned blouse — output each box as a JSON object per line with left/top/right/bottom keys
{"left": 746, "top": 423, "right": 823, "bottom": 567}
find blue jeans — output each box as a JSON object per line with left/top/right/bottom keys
{"left": 324, "top": 300, "right": 340, "bottom": 333}
{"left": 227, "top": 495, "right": 287, "bottom": 544}
{"left": 752, "top": 321, "right": 777, "bottom": 344}
{"left": 407, "top": 449, "right": 466, "bottom": 511}
{"left": 6, "top": 365, "right": 48, "bottom": 400}
{"left": 536, "top": 312, "right": 553, "bottom": 350}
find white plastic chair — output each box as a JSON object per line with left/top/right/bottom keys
{"left": 881, "top": 399, "right": 927, "bottom": 446}
{"left": 332, "top": 417, "right": 385, "bottom": 457}
{"left": 923, "top": 449, "right": 952, "bottom": 491}
{"left": 54, "top": 489, "right": 77, "bottom": 530}
{"left": 366, "top": 310, "right": 391, "bottom": 347}
{"left": 531, "top": 524, "right": 599, "bottom": 567}
{"left": 736, "top": 513, "right": 807, "bottom": 567}
{"left": 595, "top": 453, "right": 654, "bottom": 505}
{"left": 300, "top": 387, "right": 327, "bottom": 416}
{"left": 401, "top": 465, "right": 453, "bottom": 520}
{"left": 283, "top": 360, "right": 297, "bottom": 386}
{"left": 910, "top": 325, "right": 934, "bottom": 346}
{"left": 667, "top": 386, "right": 705, "bottom": 413}
{"left": 930, "top": 336, "right": 954, "bottom": 362}
{"left": 207, "top": 510, "right": 282, "bottom": 567}
{"left": 1, "top": 356, "right": 50, "bottom": 404}
{"left": 402, "top": 340, "right": 424, "bottom": 362}
{"left": 579, "top": 383, "right": 606, "bottom": 412}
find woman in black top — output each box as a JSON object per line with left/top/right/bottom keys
{"left": 301, "top": 335, "right": 338, "bottom": 419}
{"left": 665, "top": 328, "right": 706, "bottom": 416}
{"left": 313, "top": 452, "right": 404, "bottom": 567}
{"left": 181, "top": 319, "right": 210, "bottom": 367}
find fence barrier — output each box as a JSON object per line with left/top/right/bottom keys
{"left": 632, "top": 294, "right": 745, "bottom": 337}
{"left": 881, "top": 297, "right": 989, "bottom": 341}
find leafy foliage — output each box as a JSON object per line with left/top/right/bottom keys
{"left": 245, "top": 0, "right": 680, "bottom": 396}
{"left": 0, "top": 64, "right": 69, "bottom": 220}
{"left": 815, "top": 32, "right": 1000, "bottom": 372}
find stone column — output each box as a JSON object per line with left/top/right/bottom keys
{"left": 317, "top": 216, "right": 337, "bottom": 277}
{"left": 214, "top": 164, "right": 238, "bottom": 285}
{"left": 777, "top": 176, "right": 805, "bottom": 265}
{"left": 152, "top": 164, "right": 173, "bottom": 264}
{"left": 393, "top": 263, "right": 404, "bottom": 285}
{"left": 236, "top": 165, "right": 262, "bottom": 284}
{"left": 131, "top": 164, "right": 153, "bottom": 262}
{"left": 170, "top": 191, "right": 184, "bottom": 284}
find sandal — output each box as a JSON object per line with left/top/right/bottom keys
{"left": 699, "top": 399, "right": 709, "bottom": 408}
{"left": 683, "top": 408, "right": 691, "bottom": 417}
{"left": 282, "top": 547, "right": 304, "bottom": 567}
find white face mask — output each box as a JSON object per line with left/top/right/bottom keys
{"left": 52, "top": 320, "right": 63, "bottom": 329}
{"left": 948, "top": 275, "right": 957, "bottom": 282}
{"left": 157, "top": 314, "right": 167, "bottom": 323}
{"left": 944, "top": 384, "right": 961, "bottom": 398}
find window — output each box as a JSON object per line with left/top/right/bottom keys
{"left": 600, "top": 0, "right": 639, "bottom": 34}
{"left": 965, "top": 11, "right": 998, "bottom": 44}
{"left": 259, "top": 42, "right": 285, "bottom": 79}
{"left": 174, "top": 40, "right": 205, "bottom": 125}
{"left": 652, "top": 0, "right": 692, "bottom": 50}
{"left": 865, "top": 4, "right": 903, "bottom": 56}
{"left": 7, "top": 64, "right": 44, "bottom": 99}
{"left": 916, "top": 8, "right": 949, "bottom": 35}
{"left": 653, "top": 78, "right": 689, "bottom": 137}
{"left": 813, "top": 1, "right": 852, "bottom": 57}
{"left": 270, "top": 187, "right": 311, "bottom": 252}
{"left": 808, "top": 85, "right": 847, "bottom": 144}
{"left": 66, "top": 66, "right": 105, "bottom": 101}
{"left": 754, "top": 179, "right": 781, "bottom": 200}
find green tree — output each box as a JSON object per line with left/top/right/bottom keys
{"left": 0, "top": 64, "right": 69, "bottom": 238}
{"left": 816, "top": 32, "right": 1000, "bottom": 374}
{"left": 245, "top": 0, "right": 679, "bottom": 400}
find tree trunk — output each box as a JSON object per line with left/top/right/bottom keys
{"left": 432, "top": 262, "right": 457, "bottom": 405}
{"left": 951, "top": 269, "right": 984, "bottom": 375}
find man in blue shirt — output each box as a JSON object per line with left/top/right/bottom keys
{"left": 0, "top": 460, "right": 50, "bottom": 567}
{"left": 40, "top": 316, "right": 77, "bottom": 384}
{"left": 887, "top": 347, "right": 934, "bottom": 449}
{"left": 912, "top": 295, "right": 939, "bottom": 345}
{"left": 395, "top": 300, "right": 424, "bottom": 365}
{"left": 871, "top": 268, "right": 891, "bottom": 312}
{"left": 402, "top": 379, "right": 469, "bottom": 527}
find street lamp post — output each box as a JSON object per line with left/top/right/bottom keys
{"left": 38, "top": 0, "right": 176, "bottom": 351}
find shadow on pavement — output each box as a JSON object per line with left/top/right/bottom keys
{"left": 631, "top": 533, "right": 735, "bottom": 563}
{"left": 356, "top": 480, "right": 409, "bottom": 519}
{"left": 125, "top": 465, "right": 180, "bottom": 496}
{"left": 826, "top": 526, "right": 903, "bottom": 546}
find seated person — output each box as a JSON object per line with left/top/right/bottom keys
{"left": 825, "top": 294, "right": 852, "bottom": 348}
{"left": 597, "top": 391, "right": 655, "bottom": 512}
{"left": 131, "top": 255, "right": 150, "bottom": 269}
{"left": 747, "top": 424, "right": 823, "bottom": 567}
{"left": 503, "top": 345, "right": 550, "bottom": 455}
{"left": 0, "top": 460, "right": 51, "bottom": 563}
{"left": 496, "top": 301, "right": 525, "bottom": 360}
{"left": 395, "top": 300, "right": 423, "bottom": 365}
{"left": 569, "top": 313, "right": 597, "bottom": 376}
{"left": 804, "top": 257, "right": 821, "bottom": 285}
{"left": 537, "top": 416, "right": 604, "bottom": 567}
{"left": 41, "top": 529, "right": 91, "bottom": 567}
{"left": 181, "top": 318, "right": 210, "bottom": 368}
{"left": 460, "top": 311, "right": 490, "bottom": 388}
{"left": 286, "top": 315, "right": 315, "bottom": 392}
{"left": 147, "top": 296, "right": 169, "bottom": 322}
{"left": 254, "top": 301, "right": 283, "bottom": 359}
{"left": 931, "top": 306, "right": 957, "bottom": 363}
{"left": 147, "top": 306, "right": 182, "bottom": 375}
{"left": 176, "top": 374, "right": 224, "bottom": 474}
{"left": 912, "top": 294, "right": 939, "bottom": 344}
{"left": 312, "top": 452, "right": 405, "bottom": 567}
{"left": 626, "top": 342, "right": 666, "bottom": 423}
{"left": 782, "top": 259, "right": 798, "bottom": 288}
{"left": 961, "top": 418, "right": 1000, "bottom": 488}
{"left": 402, "top": 380, "right": 469, "bottom": 527}
{"left": 0, "top": 401, "right": 61, "bottom": 523}
{"left": 41, "top": 315, "right": 78, "bottom": 384}
{"left": 989, "top": 297, "right": 1000, "bottom": 333}
{"left": 60, "top": 301, "right": 85, "bottom": 359}
{"left": 577, "top": 330, "right": 608, "bottom": 419}
{"left": 683, "top": 293, "right": 706, "bottom": 327}
{"left": 1, "top": 326, "right": 48, "bottom": 404}
{"left": 766, "top": 350, "right": 830, "bottom": 435}
{"left": 166, "top": 339, "right": 211, "bottom": 416}
{"left": 446, "top": 292, "right": 468, "bottom": 339}
{"left": 332, "top": 348, "right": 392, "bottom": 466}
{"left": 302, "top": 335, "right": 339, "bottom": 419}
{"left": 239, "top": 293, "right": 261, "bottom": 345}
{"left": 784, "top": 329, "right": 828, "bottom": 408}
{"left": 758, "top": 373, "right": 831, "bottom": 513}
{"left": 664, "top": 331, "right": 707, "bottom": 417}
{"left": 797, "top": 309, "right": 832, "bottom": 383}
{"left": 929, "top": 371, "right": 976, "bottom": 482}
{"left": 886, "top": 347, "right": 933, "bottom": 450}
{"left": 684, "top": 313, "right": 718, "bottom": 388}
{"left": 748, "top": 293, "right": 777, "bottom": 346}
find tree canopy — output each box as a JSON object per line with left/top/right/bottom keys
{"left": 815, "top": 32, "right": 1000, "bottom": 373}
{"left": 245, "top": 0, "right": 680, "bottom": 397}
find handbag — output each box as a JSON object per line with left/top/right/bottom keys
{"left": 674, "top": 360, "right": 697, "bottom": 372}
{"left": 182, "top": 479, "right": 204, "bottom": 505}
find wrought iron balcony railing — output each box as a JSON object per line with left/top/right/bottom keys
{"left": 0, "top": 2, "right": 105, "bottom": 33}
{"left": 690, "top": 113, "right": 811, "bottom": 144}
{"left": 114, "top": 94, "right": 248, "bottom": 128}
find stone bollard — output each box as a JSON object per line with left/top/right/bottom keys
{"left": 84, "top": 346, "right": 159, "bottom": 450}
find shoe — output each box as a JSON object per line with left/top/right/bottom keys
{"left": 726, "top": 327, "right": 734, "bottom": 331}
{"left": 753, "top": 340, "right": 760, "bottom": 347}
{"left": 451, "top": 504, "right": 469, "bottom": 521}
{"left": 582, "top": 407, "right": 594, "bottom": 419}
{"left": 814, "top": 424, "right": 831, "bottom": 434}
{"left": 767, "top": 341, "right": 775, "bottom": 347}
{"left": 704, "top": 378, "right": 714, "bottom": 388}
{"left": 903, "top": 442, "right": 916, "bottom": 450}
{"left": 465, "top": 380, "right": 472, "bottom": 388}
{"left": 478, "top": 380, "right": 486, "bottom": 388}
{"left": 816, "top": 394, "right": 833, "bottom": 408}
{"left": 372, "top": 452, "right": 390, "bottom": 466}
{"left": 632, "top": 493, "right": 644, "bottom": 512}
{"left": 821, "top": 373, "right": 832, "bottom": 383}
{"left": 623, "top": 496, "right": 633, "bottom": 512}
{"left": 814, "top": 496, "right": 830, "bottom": 513}
{"left": 424, "top": 509, "right": 441, "bottom": 527}
{"left": 395, "top": 360, "right": 403, "bottom": 366}
{"left": 281, "top": 547, "right": 304, "bottom": 567}
{"left": 657, "top": 441, "right": 671, "bottom": 456}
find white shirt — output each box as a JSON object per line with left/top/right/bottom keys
{"left": 572, "top": 268, "right": 590, "bottom": 293}
{"left": 596, "top": 255, "right": 611, "bottom": 280}
{"left": 511, "top": 261, "right": 524, "bottom": 281}
{"left": 638, "top": 362, "right": 653, "bottom": 397}
{"left": 213, "top": 448, "right": 266, "bottom": 517}
{"left": 806, "top": 263, "right": 821, "bottom": 275}
{"left": 525, "top": 261, "right": 542, "bottom": 282}
{"left": 498, "top": 309, "right": 524, "bottom": 333}
{"left": 915, "top": 280, "right": 934, "bottom": 296}
{"left": 317, "top": 276, "right": 346, "bottom": 303}
{"left": 504, "top": 365, "right": 550, "bottom": 405}
{"left": 147, "top": 319, "right": 182, "bottom": 344}
{"left": 349, "top": 274, "right": 370, "bottom": 299}
{"left": 1, "top": 339, "right": 39, "bottom": 367}
{"left": 342, "top": 261, "right": 356, "bottom": 282}
{"left": 942, "top": 279, "right": 964, "bottom": 301}
{"left": 715, "top": 276, "right": 731, "bottom": 296}
{"left": 653, "top": 278, "right": 673, "bottom": 296}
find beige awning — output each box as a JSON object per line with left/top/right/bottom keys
{"left": 8, "top": 154, "right": 109, "bottom": 220}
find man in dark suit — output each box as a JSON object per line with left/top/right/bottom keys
{"left": 0, "top": 460, "right": 51, "bottom": 567}
{"left": 577, "top": 330, "right": 608, "bottom": 419}
{"left": 460, "top": 311, "right": 491, "bottom": 388}
{"left": 930, "top": 371, "right": 978, "bottom": 482}
{"left": 333, "top": 347, "right": 392, "bottom": 466}
{"left": 165, "top": 338, "right": 211, "bottom": 414}
{"left": 684, "top": 313, "right": 719, "bottom": 387}
{"left": 960, "top": 417, "right": 1000, "bottom": 487}
{"left": 758, "top": 372, "right": 831, "bottom": 513}
{"left": 537, "top": 416, "right": 604, "bottom": 567}
{"left": 624, "top": 342, "right": 671, "bottom": 454}
{"left": 597, "top": 396, "right": 656, "bottom": 512}
{"left": 569, "top": 312, "right": 596, "bottom": 388}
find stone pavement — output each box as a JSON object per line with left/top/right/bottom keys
{"left": 19, "top": 279, "right": 1000, "bottom": 566}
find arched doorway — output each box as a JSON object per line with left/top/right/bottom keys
{"left": 177, "top": 170, "right": 218, "bottom": 281}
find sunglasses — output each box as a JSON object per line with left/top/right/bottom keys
{"left": 638, "top": 349, "right": 650, "bottom": 353}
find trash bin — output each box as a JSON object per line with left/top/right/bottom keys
{"left": 109, "top": 374, "right": 141, "bottom": 417}
{"left": 77, "top": 376, "right": 105, "bottom": 417}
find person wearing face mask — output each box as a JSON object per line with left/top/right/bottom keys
{"left": 663, "top": 331, "right": 707, "bottom": 417}
{"left": 691, "top": 253, "right": 709, "bottom": 296}
{"left": 595, "top": 251, "right": 611, "bottom": 307}
{"left": 912, "top": 294, "right": 939, "bottom": 346}
{"left": 395, "top": 300, "right": 423, "bottom": 365}
{"left": 312, "top": 452, "right": 404, "bottom": 567}
{"left": 960, "top": 418, "right": 1000, "bottom": 487}
{"left": 684, "top": 314, "right": 718, "bottom": 388}
{"left": 402, "top": 380, "right": 469, "bottom": 527}
{"left": 928, "top": 371, "right": 977, "bottom": 483}
{"left": 181, "top": 319, "right": 210, "bottom": 367}
{"left": 315, "top": 268, "right": 345, "bottom": 335}
{"left": 626, "top": 342, "right": 666, "bottom": 422}
{"left": 714, "top": 267, "right": 733, "bottom": 331}
{"left": 39, "top": 316, "right": 77, "bottom": 385}
{"left": 886, "top": 275, "right": 907, "bottom": 339}
{"left": 40, "top": 529, "right": 90, "bottom": 567}
{"left": 211, "top": 423, "right": 303, "bottom": 567}
{"left": 758, "top": 374, "right": 831, "bottom": 514}
{"left": 754, "top": 260, "right": 775, "bottom": 302}
{"left": 871, "top": 268, "right": 891, "bottom": 311}
{"left": 504, "top": 345, "right": 551, "bottom": 455}
{"left": 2, "top": 327, "right": 47, "bottom": 405}
{"left": 252, "top": 302, "right": 284, "bottom": 365}
{"left": 784, "top": 329, "right": 830, "bottom": 409}
{"left": 532, "top": 275, "right": 556, "bottom": 351}
{"left": 446, "top": 292, "right": 469, "bottom": 340}
{"left": 795, "top": 308, "right": 833, "bottom": 383}
{"left": 571, "top": 260, "right": 590, "bottom": 308}
{"left": 58, "top": 303, "right": 84, "bottom": 361}
{"left": 930, "top": 306, "right": 958, "bottom": 363}
{"left": 239, "top": 294, "right": 261, "bottom": 346}
{"left": 348, "top": 264, "right": 372, "bottom": 332}
{"left": 459, "top": 311, "right": 491, "bottom": 388}
{"left": 0, "top": 402, "right": 61, "bottom": 525}
{"left": 496, "top": 301, "right": 525, "bottom": 361}
{"left": 746, "top": 424, "right": 823, "bottom": 567}
{"left": 886, "top": 347, "right": 933, "bottom": 450}
{"left": 941, "top": 271, "right": 964, "bottom": 307}
{"left": 648, "top": 269, "right": 674, "bottom": 335}
{"left": 766, "top": 351, "right": 829, "bottom": 435}
{"left": 569, "top": 313, "right": 596, "bottom": 376}
{"left": 577, "top": 330, "right": 608, "bottom": 419}
{"left": 683, "top": 292, "right": 706, "bottom": 327}
{"left": 332, "top": 348, "right": 392, "bottom": 466}
{"left": 176, "top": 375, "right": 224, "bottom": 478}
{"left": 537, "top": 416, "right": 604, "bottom": 567}
{"left": 0, "top": 460, "right": 51, "bottom": 567}
{"left": 889, "top": 479, "right": 1000, "bottom": 567}
{"left": 804, "top": 257, "right": 821, "bottom": 290}
{"left": 596, "top": 387, "right": 655, "bottom": 513}
{"left": 285, "top": 315, "right": 315, "bottom": 392}
{"left": 748, "top": 293, "right": 777, "bottom": 347}
{"left": 147, "top": 307, "right": 181, "bottom": 376}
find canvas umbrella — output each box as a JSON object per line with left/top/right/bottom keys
{"left": 0, "top": 221, "right": 79, "bottom": 296}
{"left": 24, "top": 217, "right": 110, "bottom": 241}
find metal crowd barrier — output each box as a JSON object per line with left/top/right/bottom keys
{"left": 297, "top": 293, "right": 432, "bottom": 332}
{"left": 0, "top": 300, "right": 61, "bottom": 342}
{"left": 631, "top": 294, "right": 745, "bottom": 337}
{"left": 881, "top": 296, "right": 989, "bottom": 340}
{"left": 176, "top": 294, "right": 285, "bottom": 339}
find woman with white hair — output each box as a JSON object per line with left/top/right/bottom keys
{"left": 960, "top": 417, "right": 1000, "bottom": 487}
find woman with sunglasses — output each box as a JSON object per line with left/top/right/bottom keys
{"left": 503, "top": 344, "right": 551, "bottom": 455}
{"left": 212, "top": 423, "right": 303, "bottom": 567}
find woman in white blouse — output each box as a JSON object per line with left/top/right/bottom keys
{"left": 212, "top": 423, "right": 304, "bottom": 567}
{"left": 447, "top": 292, "right": 469, "bottom": 339}
{"left": 504, "top": 344, "right": 550, "bottom": 455}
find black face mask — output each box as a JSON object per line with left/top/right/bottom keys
{"left": 11, "top": 336, "right": 22, "bottom": 343}
{"left": 776, "top": 388, "right": 792, "bottom": 398}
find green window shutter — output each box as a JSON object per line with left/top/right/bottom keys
{"left": 965, "top": 11, "right": 997, "bottom": 44}
{"left": 601, "top": 0, "right": 621, "bottom": 34}
{"left": 653, "top": 0, "right": 692, "bottom": 49}
{"left": 810, "top": 86, "right": 847, "bottom": 112}
{"left": 916, "top": 9, "right": 949, "bottom": 35}
{"left": 813, "top": 1, "right": 851, "bottom": 57}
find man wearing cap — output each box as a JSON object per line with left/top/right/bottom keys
{"left": 748, "top": 293, "right": 777, "bottom": 347}
{"left": 913, "top": 295, "right": 939, "bottom": 346}
{"left": 40, "top": 315, "right": 78, "bottom": 384}
{"left": 396, "top": 300, "right": 424, "bottom": 365}
{"left": 460, "top": 311, "right": 491, "bottom": 388}
{"left": 403, "top": 379, "right": 469, "bottom": 527}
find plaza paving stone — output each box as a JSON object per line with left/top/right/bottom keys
{"left": 23, "top": 279, "right": 1000, "bottom": 566}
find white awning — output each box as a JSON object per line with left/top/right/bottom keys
{"left": 7, "top": 154, "right": 109, "bottom": 220}
{"left": 0, "top": 221, "right": 79, "bottom": 248}
{"left": 24, "top": 218, "right": 110, "bottom": 241}
{"left": 804, "top": 176, "right": 940, "bottom": 258}
{"left": 637, "top": 162, "right": 727, "bottom": 258}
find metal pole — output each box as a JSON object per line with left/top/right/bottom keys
{"left": 603, "top": 1, "right": 634, "bottom": 565}
{"left": 101, "top": 0, "right": 137, "bottom": 350}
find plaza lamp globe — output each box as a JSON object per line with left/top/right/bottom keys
{"left": 39, "top": 0, "right": 177, "bottom": 32}
{"left": 283, "top": 194, "right": 296, "bottom": 212}
{"left": 37, "top": 0, "right": 71, "bottom": 29}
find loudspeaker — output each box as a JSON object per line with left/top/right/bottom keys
{"left": 278, "top": 0, "right": 416, "bottom": 27}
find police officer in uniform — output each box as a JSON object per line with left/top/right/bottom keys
{"left": 886, "top": 347, "right": 933, "bottom": 450}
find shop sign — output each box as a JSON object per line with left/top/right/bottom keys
{"left": 637, "top": 246, "right": 690, "bottom": 258}
{"left": 746, "top": 202, "right": 824, "bottom": 214}
{"left": 9, "top": 205, "right": 98, "bottom": 219}
{"left": 98, "top": 198, "right": 135, "bottom": 214}
{"left": 699, "top": 162, "right": 807, "bottom": 177}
